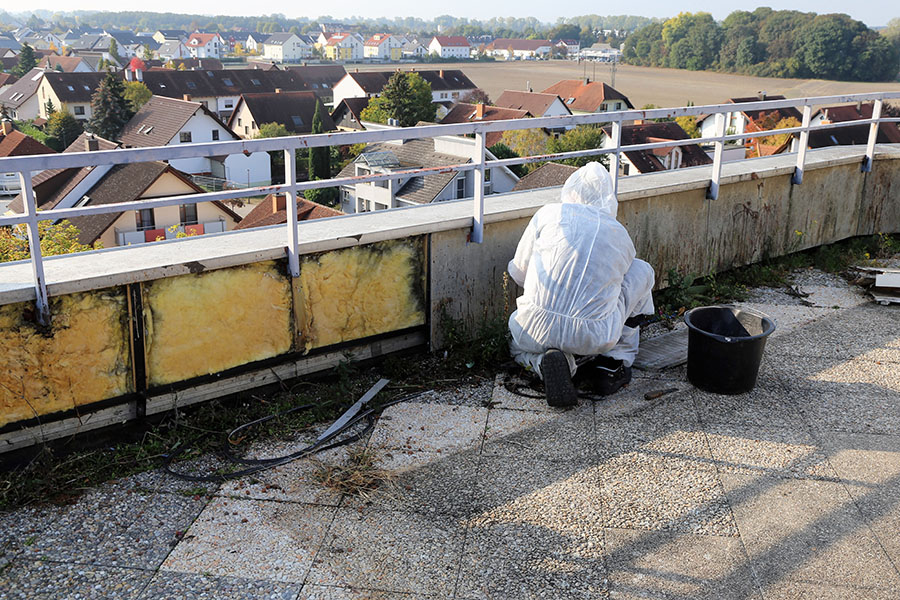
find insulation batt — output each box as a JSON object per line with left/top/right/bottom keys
{"left": 0, "top": 291, "right": 132, "bottom": 427}
{"left": 144, "top": 262, "right": 292, "bottom": 386}
{"left": 508, "top": 162, "right": 655, "bottom": 377}
{"left": 299, "top": 241, "right": 425, "bottom": 350}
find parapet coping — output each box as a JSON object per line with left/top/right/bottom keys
{"left": 0, "top": 145, "right": 895, "bottom": 306}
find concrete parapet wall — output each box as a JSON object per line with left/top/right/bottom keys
{"left": 1, "top": 145, "right": 898, "bottom": 447}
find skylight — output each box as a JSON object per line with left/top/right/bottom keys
{"left": 291, "top": 116, "right": 303, "bottom": 127}
{"left": 186, "top": 81, "right": 196, "bottom": 89}
{"left": 67, "top": 85, "right": 75, "bottom": 91}
{"left": 360, "top": 151, "right": 400, "bottom": 168}
{"left": 222, "top": 78, "right": 234, "bottom": 86}
{"left": 250, "top": 79, "right": 260, "bottom": 86}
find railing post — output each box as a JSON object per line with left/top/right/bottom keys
{"left": 19, "top": 170, "right": 50, "bottom": 326}
{"left": 471, "top": 131, "right": 485, "bottom": 244}
{"left": 863, "top": 98, "right": 883, "bottom": 173}
{"left": 792, "top": 104, "right": 813, "bottom": 185}
{"left": 610, "top": 118, "right": 622, "bottom": 196}
{"left": 284, "top": 148, "right": 300, "bottom": 277}
{"left": 707, "top": 112, "right": 726, "bottom": 200}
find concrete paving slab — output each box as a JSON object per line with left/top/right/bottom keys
{"left": 720, "top": 473, "right": 900, "bottom": 592}
{"left": 597, "top": 454, "right": 737, "bottom": 536}
{"left": 794, "top": 354, "right": 900, "bottom": 395}
{"left": 796, "top": 388, "right": 900, "bottom": 436}
{"left": 801, "top": 285, "right": 870, "bottom": 309}
{"left": 137, "top": 571, "right": 300, "bottom": 599}
{"left": 410, "top": 380, "right": 494, "bottom": 408}
{"left": 161, "top": 497, "right": 334, "bottom": 583}
{"left": 20, "top": 489, "right": 207, "bottom": 569}
{"left": 369, "top": 403, "right": 488, "bottom": 456}
{"left": 464, "top": 457, "right": 605, "bottom": 559}
{"left": 0, "top": 559, "right": 152, "bottom": 600}
{"left": 0, "top": 506, "right": 62, "bottom": 569}
{"left": 592, "top": 377, "right": 696, "bottom": 424}
{"left": 704, "top": 424, "right": 836, "bottom": 479}
{"left": 595, "top": 420, "right": 711, "bottom": 463}
{"left": 491, "top": 373, "right": 567, "bottom": 413}
{"left": 482, "top": 408, "right": 595, "bottom": 462}
{"left": 456, "top": 554, "right": 608, "bottom": 600}
{"left": 605, "top": 528, "right": 761, "bottom": 600}
{"left": 307, "top": 506, "right": 465, "bottom": 596}
{"left": 767, "top": 305, "right": 900, "bottom": 360}
{"left": 759, "top": 581, "right": 900, "bottom": 600}
{"left": 298, "top": 585, "right": 420, "bottom": 599}
{"left": 341, "top": 449, "right": 481, "bottom": 516}
{"left": 819, "top": 432, "right": 900, "bottom": 566}
{"left": 690, "top": 384, "right": 806, "bottom": 431}
{"left": 736, "top": 302, "right": 832, "bottom": 338}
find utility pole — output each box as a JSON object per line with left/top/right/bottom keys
{"left": 610, "top": 54, "right": 617, "bottom": 88}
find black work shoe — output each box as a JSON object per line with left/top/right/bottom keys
{"left": 541, "top": 349, "right": 578, "bottom": 408}
{"left": 583, "top": 356, "right": 632, "bottom": 396}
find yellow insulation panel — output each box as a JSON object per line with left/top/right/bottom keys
{"left": 144, "top": 261, "right": 293, "bottom": 387}
{"left": 0, "top": 290, "right": 132, "bottom": 427}
{"left": 299, "top": 238, "right": 426, "bottom": 351}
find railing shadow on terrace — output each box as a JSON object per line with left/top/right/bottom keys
{"left": 1, "top": 92, "right": 899, "bottom": 326}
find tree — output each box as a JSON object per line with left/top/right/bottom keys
{"left": 675, "top": 116, "right": 701, "bottom": 138}
{"left": 306, "top": 101, "right": 336, "bottom": 206}
{"left": 460, "top": 89, "right": 491, "bottom": 105}
{"left": 123, "top": 81, "right": 152, "bottom": 112}
{"left": 0, "top": 221, "right": 93, "bottom": 263}
{"left": 488, "top": 142, "right": 525, "bottom": 177}
{"left": 12, "top": 43, "right": 37, "bottom": 77}
{"left": 142, "top": 44, "right": 153, "bottom": 61}
{"left": 547, "top": 125, "right": 608, "bottom": 168}
{"left": 108, "top": 38, "right": 121, "bottom": 65}
{"left": 87, "top": 71, "right": 133, "bottom": 141}
{"left": 46, "top": 111, "right": 84, "bottom": 151}
{"left": 360, "top": 72, "right": 436, "bottom": 127}
{"left": 499, "top": 128, "right": 550, "bottom": 173}
{"left": 44, "top": 99, "right": 57, "bottom": 116}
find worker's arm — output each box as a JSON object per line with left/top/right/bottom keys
{"left": 508, "top": 216, "right": 538, "bottom": 288}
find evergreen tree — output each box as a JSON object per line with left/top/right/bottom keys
{"left": 44, "top": 99, "right": 56, "bottom": 116}
{"left": 308, "top": 101, "right": 330, "bottom": 180}
{"left": 13, "top": 43, "right": 37, "bottom": 77}
{"left": 108, "top": 38, "right": 121, "bottom": 64}
{"left": 87, "top": 71, "right": 133, "bottom": 141}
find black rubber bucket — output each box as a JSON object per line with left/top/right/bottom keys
{"left": 684, "top": 305, "right": 776, "bottom": 395}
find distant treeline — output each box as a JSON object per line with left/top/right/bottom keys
{"left": 623, "top": 9, "right": 900, "bottom": 82}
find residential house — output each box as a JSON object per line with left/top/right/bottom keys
{"left": 402, "top": 41, "right": 428, "bottom": 58}
{"left": 0, "top": 73, "right": 18, "bottom": 94}
{"left": 262, "top": 33, "right": 312, "bottom": 62}
{"left": 485, "top": 39, "right": 554, "bottom": 60}
{"left": 579, "top": 43, "right": 622, "bottom": 62}
{"left": 11, "top": 28, "right": 36, "bottom": 42}
{"left": 245, "top": 32, "right": 268, "bottom": 54}
{"left": 439, "top": 102, "right": 533, "bottom": 146}
{"left": 248, "top": 60, "right": 280, "bottom": 71}
{"left": 332, "top": 69, "right": 477, "bottom": 113}
{"left": 227, "top": 90, "right": 334, "bottom": 139}
{"left": 0, "top": 68, "right": 45, "bottom": 120}
{"left": 330, "top": 97, "right": 370, "bottom": 131}
{"left": 553, "top": 39, "right": 580, "bottom": 56}
{"left": 37, "top": 55, "right": 94, "bottom": 73}
{"left": 233, "top": 193, "right": 341, "bottom": 230}
{"left": 428, "top": 36, "right": 470, "bottom": 59}
{"left": 512, "top": 162, "right": 577, "bottom": 191}
{"left": 337, "top": 133, "right": 518, "bottom": 213}
{"left": 69, "top": 34, "right": 109, "bottom": 54}
{"left": 157, "top": 40, "right": 190, "bottom": 60}
{"left": 602, "top": 121, "right": 712, "bottom": 176}
{"left": 283, "top": 64, "right": 347, "bottom": 103}
{"left": 542, "top": 79, "right": 633, "bottom": 114}
{"left": 697, "top": 93, "right": 802, "bottom": 143}
{"left": 153, "top": 30, "right": 187, "bottom": 45}
{"left": 118, "top": 96, "right": 271, "bottom": 187}
{"left": 364, "top": 34, "right": 403, "bottom": 61}
{"left": 137, "top": 69, "right": 312, "bottom": 120}
{"left": 157, "top": 57, "right": 224, "bottom": 71}
{"left": 808, "top": 102, "right": 900, "bottom": 148}
{"left": 104, "top": 30, "right": 147, "bottom": 58}
{"left": 323, "top": 33, "right": 363, "bottom": 61}
{"left": 494, "top": 90, "right": 573, "bottom": 130}
{"left": 0, "top": 34, "right": 21, "bottom": 54}
{"left": 186, "top": 33, "right": 223, "bottom": 59}
{"left": 72, "top": 51, "right": 122, "bottom": 72}
{"left": 7, "top": 133, "right": 240, "bottom": 246}
{"left": 37, "top": 72, "right": 105, "bottom": 121}
{"left": 0, "top": 119, "right": 55, "bottom": 196}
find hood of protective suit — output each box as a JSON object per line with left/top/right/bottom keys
{"left": 559, "top": 161, "right": 618, "bottom": 218}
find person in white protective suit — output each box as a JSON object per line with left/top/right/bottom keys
{"left": 507, "top": 162, "right": 655, "bottom": 407}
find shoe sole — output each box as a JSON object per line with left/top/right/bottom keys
{"left": 542, "top": 350, "right": 578, "bottom": 408}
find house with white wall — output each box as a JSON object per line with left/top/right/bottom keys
{"left": 428, "top": 36, "right": 470, "bottom": 59}
{"left": 541, "top": 79, "right": 633, "bottom": 114}
{"left": 332, "top": 69, "right": 477, "bottom": 111}
{"left": 37, "top": 71, "right": 104, "bottom": 121}
{"left": 485, "top": 39, "right": 553, "bottom": 60}
{"left": 186, "top": 33, "right": 223, "bottom": 59}
{"left": 364, "top": 34, "right": 403, "bottom": 60}
{"left": 0, "top": 68, "right": 44, "bottom": 121}
{"left": 118, "top": 96, "right": 271, "bottom": 187}
{"left": 336, "top": 130, "right": 518, "bottom": 214}
{"left": 262, "top": 33, "right": 312, "bottom": 62}
{"left": 323, "top": 33, "right": 363, "bottom": 61}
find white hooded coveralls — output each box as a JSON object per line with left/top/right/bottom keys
{"left": 507, "top": 162, "right": 655, "bottom": 377}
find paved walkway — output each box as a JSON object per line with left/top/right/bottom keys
{"left": 1, "top": 270, "right": 899, "bottom": 599}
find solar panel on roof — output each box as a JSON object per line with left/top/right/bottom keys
{"left": 360, "top": 151, "right": 400, "bottom": 167}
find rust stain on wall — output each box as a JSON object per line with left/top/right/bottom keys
{"left": 298, "top": 238, "right": 426, "bottom": 351}
{"left": 0, "top": 290, "right": 132, "bottom": 427}
{"left": 143, "top": 261, "right": 292, "bottom": 387}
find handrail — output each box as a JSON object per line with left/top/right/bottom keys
{"left": 2, "top": 91, "right": 900, "bottom": 325}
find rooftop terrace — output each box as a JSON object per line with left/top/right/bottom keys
{"left": 1, "top": 268, "right": 898, "bottom": 598}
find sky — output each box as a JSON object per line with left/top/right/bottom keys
{"left": 14, "top": 1, "right": 899, "bottom": 28}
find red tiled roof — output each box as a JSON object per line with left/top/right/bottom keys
{"left": 234, "top": 194, "right": 342, "bottom": 230}
{"left": 364, "top": 34, "right": 394, "bottom": 46}
{"left": 541, "top": 80, "right": 633, "bottom": 113}
{"left": 37, "top": 55, "right": 87, "bottom": 72}
{"left": 0, "top": 128, "right": 56, "bottom": 158}
{"left": 439, "top": 102, "right": 532, "bottom": 146}
{"left": 432, "top": 36, "right": 469, "bottom": 47}
{"left": 601, "top": 121, "right": 712, "bottom": 174}
{"left": 188, "top": 33, "right": 218, "bottom": 46}
{"left": 495, "top": 90, "right": 570, "bottom": 117}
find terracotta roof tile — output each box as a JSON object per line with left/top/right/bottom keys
{"left": 234, "top": 194, "right": 342, "bottom": 230}
{"left": 541, "top": 80, "right": 633, "bottom": 113}
{"left": 495, "top": 90, "right": 569, "bottom": 117}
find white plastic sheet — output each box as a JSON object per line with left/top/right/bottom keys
{"left": 508, "top": 162, "right": 654, "bottom": 376}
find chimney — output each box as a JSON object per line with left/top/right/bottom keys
{"left": 758, "top": 91, "right": 767, "bottom": 101}
{"left": 85, "top": 136, "right": 99, "bottom": 152}
{"left": 475, "top": 103, "right": 485, "bottom": 119}
{"left": 583, "top": 76, "right": 590, "bottom": 85}
{"left": 272, "top": 193, "right": 286, "bottom": 213}
{"left": 0, "top": 120, "right": 13, "bottom": 135}
{"left": 183, "top": 94, "right": 192, "bottom": 101}
{"left": 275, "top": 88, "right": 282, "bottom": 94}
{"left": 355, "top": 67, "right": 359, "bottom": 72}
{"left": 439, "top": 69, "right": 444, "bottom": 79}
{"left": 856, "top": 101, "right": 863, "bottom": 115}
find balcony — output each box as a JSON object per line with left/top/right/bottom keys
{"left": 115, "top": 219, "right": 229, "bottom": 246}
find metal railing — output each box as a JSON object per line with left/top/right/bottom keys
{"left": 1, "top": 92, "right": 900, "bottom": 325}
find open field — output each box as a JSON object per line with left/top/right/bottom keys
{"left": 354, "top": 61, "right": 900, "bottom": 108}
